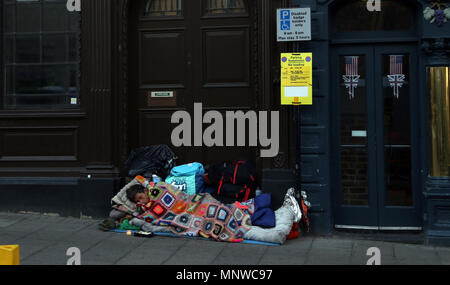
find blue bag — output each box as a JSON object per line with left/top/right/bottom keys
{"left": 251, "top": 193, "right": 276, "bottom": 228}
{"left": 165, "top": 162, "right": 205, "bottom": 195}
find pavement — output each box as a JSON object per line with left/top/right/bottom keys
{"left": 1, "top": 212, "right": 450, "bottom": 265}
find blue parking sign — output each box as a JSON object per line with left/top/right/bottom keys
{"left": 280, "top": 10, "right": 290, "bottom": 20}
{"left": 280, "top": 9, "right": 291, "bottom": 31}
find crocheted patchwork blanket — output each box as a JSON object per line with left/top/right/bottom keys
{"left": 134, "top": 176, "right": 255, "bottom": 243}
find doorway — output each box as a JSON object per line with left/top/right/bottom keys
{"left": 127, "top": 0, "right": 260, "bottom": 165}
{"left": 331, "top": 44, "right": 422, "bottom": 229}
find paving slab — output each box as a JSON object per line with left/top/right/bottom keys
{"left": 11, "top": 217, "right": 97, "bottom": 243}
{"left": 81, "top": 233, "right": 148, "bottom": 265}
{"left": 436, "top": 246, "right": 450, "bottom": 265}
{"left": 210, "top": 243, "right": 269, "bottom": 265}
{"left": 311, "top": 237, "right": 354, "bottom": 251}
{"left": 0, "top": 228, "right": 33, "bottom": 243}
{"left": 163, "top": 239, "right": 228, "bottom": 265}
{"left": 393, "top": 244, "right": 441, "bottom": 265}
{"left": 12, "top": 238, "right": 54, "bottom": 260}
{"left": 305, "top": 248, "right": 353, "bottom": 265}
{"left": 0, "top": 231, "right": 25, "bottom": 245}
{"left": 0, "top": 215, "right": 28, "bottom": 228}
{"left": 17, "top": 227, "right": 81, "bottom": 242}
{"left": 63, "top": 229, "right": 115, "bottom": 247}
{"left": 116, "top": 237, "right": 189, "bottom": 265}
{"left": 3, "top": 217, "right": 65, "bottom": 235}
{"left": 258, "top": 238, "right": 313, "bottom": 265}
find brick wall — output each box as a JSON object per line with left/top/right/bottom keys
{"left": 340, "top": 115, "right": 368, "bottom": 205}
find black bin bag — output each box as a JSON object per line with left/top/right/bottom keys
{"left": 125, "top": 145, "right": 177, "bottom": 179}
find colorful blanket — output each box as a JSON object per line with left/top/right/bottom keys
{"left": 134, "top": 176, "right": 255, "bottom": 243}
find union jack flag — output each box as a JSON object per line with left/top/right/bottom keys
{"left": 388, "top": 55, "right": 405, "bottom": 99}
{"left": 342, "top": 56, "right": 360, "bottom": 100}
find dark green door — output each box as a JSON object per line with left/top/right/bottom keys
{"left": 332, "top": 44, "right": 422, "bottom": 229}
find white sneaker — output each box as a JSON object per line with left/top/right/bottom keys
{"left": 289, "top": 195, "right": 302, "bottom": 223}
{"left": 286, "top": 188, "right": 296, "bottom": 197}
{"left": 301, "top": 191, "right": 307, "bottom": 200}
{"left": 283, "top": 189, "right": 302, "bottom": 223}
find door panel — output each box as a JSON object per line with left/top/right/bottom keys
{"left": 375, "top": 45, "right": 421, "bottom": 228}
{"left": 199, "top": 27, "right": 252, "bottom": 107}
{"left": 139, "top": 31, "right": 187, "bottom": 87}
{"left": 194, "top": 2, "right": 254, "bottom": 110}
{"left": 339, "top": 53, "right": 369, "bottom": 206}
{"left": 202, "top": 29, "right": 249, "bottom": 85}
{"left": 380, "top": 52, "right": 412, "bottom": 207}
{"left": 333, "top": 46, "right": 378, "bottom": 227}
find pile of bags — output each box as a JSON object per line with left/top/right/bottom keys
{"left": 125, "top": 145, "right": 257, "bottom": 204}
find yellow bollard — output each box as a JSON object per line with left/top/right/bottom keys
{"left": 0, "top": 245, "right": 20, "bottom": 265}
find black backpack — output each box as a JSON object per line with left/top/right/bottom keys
{"left": 213, "top": 160, "right": 257, "bottom": 203}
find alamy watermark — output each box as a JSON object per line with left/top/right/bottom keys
{"left": 171, "top": 103, "right": 280, "bottom": 158}
{"left": 367, "top": 0, "right": 381, "bottom": 12}
{"left": 367, "top": 247, "right": 381, "bottom": 265}
{"left": 66, "top": 247, "right": 81, "bottom": 265}
{"left": 66, "top": 0, "right": 81, "bottom": 12}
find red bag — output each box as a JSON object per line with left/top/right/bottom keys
{"left": 287, "top": 223, "right": 300, "bottom": 240}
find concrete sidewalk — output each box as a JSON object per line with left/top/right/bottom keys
{"left": 1, "top": 212, "right": 450, "bottom": 265}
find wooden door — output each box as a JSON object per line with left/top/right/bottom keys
{"left": 128, "top": 0, "right": 260, "bottom": 166}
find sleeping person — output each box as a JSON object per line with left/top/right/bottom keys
{"left": 113, "top": 175, "right": 303, "bottom": 244}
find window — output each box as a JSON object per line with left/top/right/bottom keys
{"left": 144, "top": 0, "right": 182, "bottom": 17}
{"left": 2, "top": 0, "right": 80, "bottom": 109}
{"left": 429, "top": 67, "right": 450, "bottom": 177}
{"left": 205, "top": 0, "right": 247, "bottom": 15}
{"left": 331, "top": 0, "right": 414, "bottom": 33}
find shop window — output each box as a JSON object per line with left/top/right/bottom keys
{"left": 2, "top": 0, "right": 80, "bottom": 109}
{"left": 144, "top": 0, "right": 183, "bottom": 17}
{"left": 205, "top": 0, "right": 247, "bottom": 15}
{"left": 429, "top": 67, "right": 450, "bottom": 177}
{"left": 331, "top": 0, "right": 414, "bottom": 33}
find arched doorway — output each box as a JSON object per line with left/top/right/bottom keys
{"left": 330, "top": 0, "right": 423, "bottom": 229}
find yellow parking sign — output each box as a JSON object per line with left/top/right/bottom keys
{"left": 281, "top": 53, "right": 313, "bottom": 105}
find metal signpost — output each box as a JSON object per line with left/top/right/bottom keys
{"left": 277, "top": 8, "right": 312, "bottom": 201}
